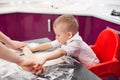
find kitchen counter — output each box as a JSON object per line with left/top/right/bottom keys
{"left": 0, "top": 1, "right": 120, "bottom": 25}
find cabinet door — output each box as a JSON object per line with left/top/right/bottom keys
{"left": 76, "top": 16, "right": 91, "bottom": 44}
{"left": 76, "top": 16, "right": 107, "bottom": 45}
{"left": 92, "top": 17, "right": 120, "bottom": 44}
{"left": 76, "top": 16, "right": 98, "bottom": 45}
{"left": 99, "top": 18, "right": 120, "bottom": 33}
{"left": 85, "top": 17, "right": 120, "bottom": 45}
{"left": 18, "top": 13, "right": 59, "bottom": 41}
{"left": 0, "top": 13, "right": 21, "bottom": 40}
{"left": 88, "top": 17, "right": 107, "bottom": 45}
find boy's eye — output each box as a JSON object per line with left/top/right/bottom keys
{"left": 56, "top": 35, "right": 60, "bottom": 37}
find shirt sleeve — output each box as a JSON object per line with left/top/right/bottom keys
{"left": 50, "top": 40, "right": 61, "bottom": 48}
{"left": 61, "top": 41, "right": 80, "bottom": 57}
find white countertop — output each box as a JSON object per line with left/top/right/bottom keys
{"left": 0, "top": 1, "right": 120, "bottom": 25}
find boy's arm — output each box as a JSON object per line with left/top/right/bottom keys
{"left": 30, "top": 42, "right": 52, "bottom": 52}
{"left": 40, "top": 48, "right": 67, "bottom": 63}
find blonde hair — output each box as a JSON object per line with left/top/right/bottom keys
{"left": 53, "top": 14, "right": 79, "bottom": 34}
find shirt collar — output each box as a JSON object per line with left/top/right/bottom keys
{"left": 66, "top": 32, "right": 82, "bottom": 44}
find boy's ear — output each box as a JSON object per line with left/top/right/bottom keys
{"left": 67, "top": 32, "right": 73, "bottom": 39}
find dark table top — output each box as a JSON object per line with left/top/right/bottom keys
{"left": 0, "top": 38, "right": 102, "bottom": 80}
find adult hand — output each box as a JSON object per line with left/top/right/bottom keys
{"left": 18, "top": 58, "right": 45, "bottom": 75}
{"left": 8, "top": 40, "right": 26, "bottom": 50}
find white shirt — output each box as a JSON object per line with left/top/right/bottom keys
{"left": 51, "top": 32, "right": 99, "bottom": 66}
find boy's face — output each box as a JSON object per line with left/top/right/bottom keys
{"left": 53, "top": 23, "right": 71, "bottom": 44}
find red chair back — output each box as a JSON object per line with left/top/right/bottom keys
{"left": 92, "top": 28, "right": 119, "bottom": 63}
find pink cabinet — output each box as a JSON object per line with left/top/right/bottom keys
{"left": 0, "top": 13, "right": 59, "bottom": 41}
{"left": 0, "top": 13, "right": 21, "bottom": 40}
{"left": 84, "top": 17, "right": 106, "bottom": 45}
{"left": 18, "top": 13, "right": 60, "bottom": 41}
{"left": 88, "top": 17, "right": 120, "bottom": 45}
{"left": 76, "top": 16, "right": 120, "bottom": 45}
{"left": 75, "top": 16, "right": 94, "bottom": 44}
{"left": 75, "top": 16, "right": 99, "bottom": 45}
{"left": 0, "top": 13, "right": 119, "bottom": 44}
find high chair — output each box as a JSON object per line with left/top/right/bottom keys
{"left": 88, "top": 28, "right": 120, "bottom": 77}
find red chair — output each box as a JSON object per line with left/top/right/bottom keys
{"left": 88, "top": 28, "right": 120, "bottom": 77}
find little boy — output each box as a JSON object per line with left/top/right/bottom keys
{"left": 29, "top": 15, "right": 99, "bottom": 67}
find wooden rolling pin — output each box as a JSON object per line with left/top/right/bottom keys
{"left": 22, "top": 47, "right": 64, "bottom": 67}
{"left": 22, "top": 47, "right": 36, "bottom": 60}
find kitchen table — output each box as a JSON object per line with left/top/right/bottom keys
{"left": 0, "top": 38, "right": 101, "bottom": 80}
